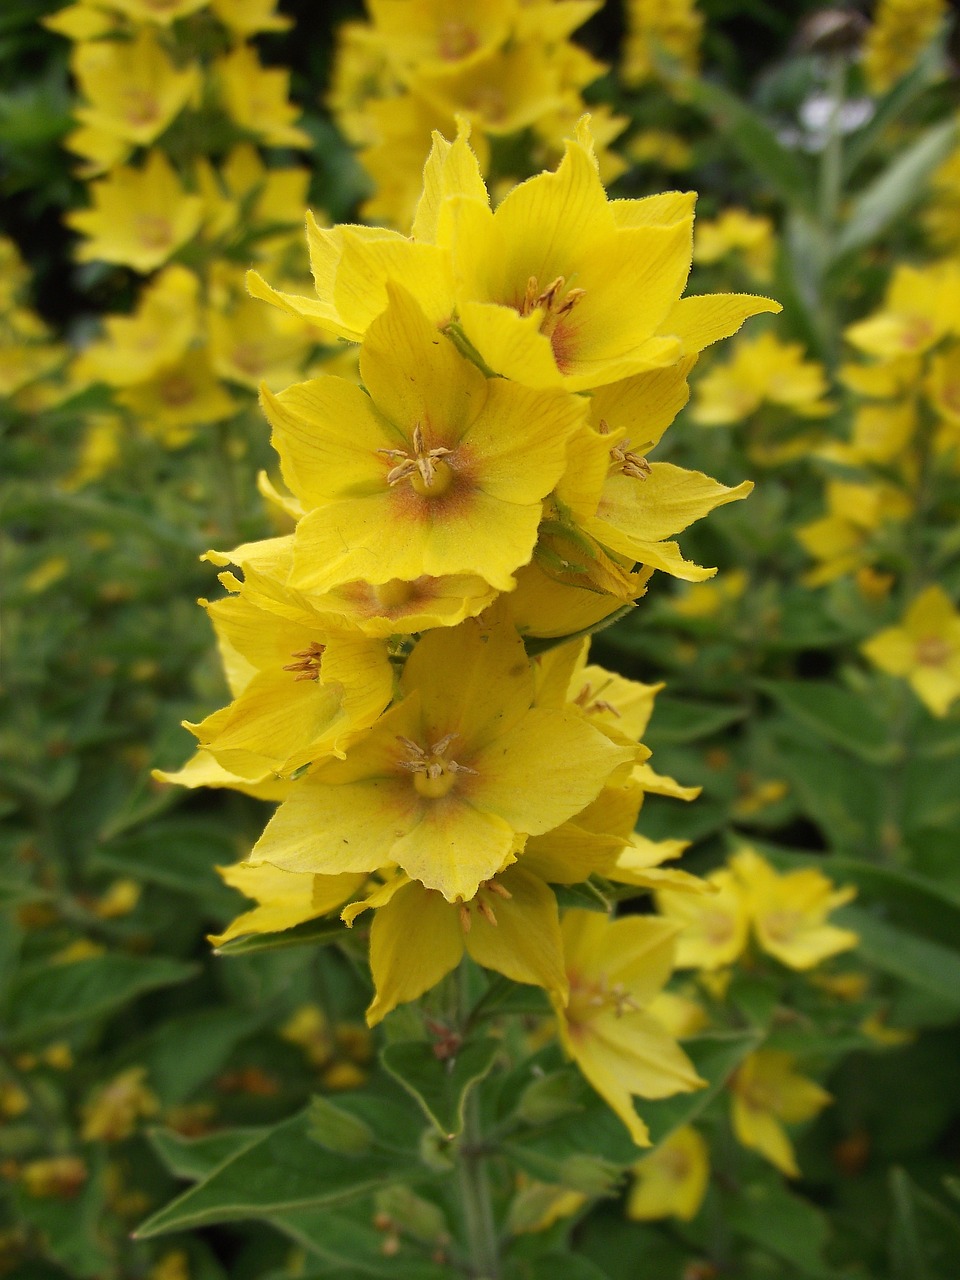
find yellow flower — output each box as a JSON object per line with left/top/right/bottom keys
{"left": 621, "top": 0, "right": 702, "bottom": 86}
{"left": 20, "top": 1157, "right": 87, "bottom": 1199}
{"left": 185, "top": 589, "right": 394, "bottom": 779}
{"left": 109, "top": 0, "right": 209, "bottom": 21}
{"left": 672, "top": 568, "right": 747, "bottom": 618}
{"left": 627, "top": 1125, "right": 709, "bottom": 1221}
{"left": 221, "top": 144, "right": 310, "bottom": 233}
{"left": 81, "top": 1067, "right": 159, "bottom": 1142}
{"left": 862, "top": 584, "right": 960, "bottom": 717}
{"left": 352, "top": 864, "right": 568, "bottom": 1026}
{"left": 249, "top": 618, "right": 636, "bottom": 901}
{"left": 797, "top": 478, "right": 912, "bottom": 587}
{"left": 819, "top": 399, "right": 916, "bottom": 467}
{"left": 862, "top": 0, "right": 947, "bottom": 95}
{"left": 73, "top": 265, "right": 199, "bottom": 387}
{"left": 71, "top": 28, "right": 199, "bottom": 145}
{"left": 451, "top": 123, "right": 777, "bottom": 391}
{"left": 694, "top": 208, "right": 775, "bottom": 282}
{"left": 845, "top": 261, "right": 960, "bottom": 359}
{"left": 45, "top": 4, "right": 121, "bottom": 41}
{"left": 66, "top": 150, "right": 204, "bottom": 274}
{"left": 209, "top": 293, "right": 312, "bottom": 392}
{"left": 730, "top": 1050, "right": 830, "bottom": 1177}
{"left": 63, "top": 414, "right": 122, "bottom": 490}
{"left": 209, "top": 862, "right": 367, "bottom": 947}
{"left": 210, "top": 0, "right": 292, "bottom": 35}
{"left": 626, "top": 129, "right": 693, "bottom": 171}
{"left": 215, "top": 44, "right": 311, "bottom": 148}
{"left": 117, "top": 350, "right": 235, "bottom": 446}
{"left": 248, "top": 120, "right": 778, "bottom": 383}
{"left": 368, "top": 0, "right": 514, "bottom": 76}
{"left": 926, "top": 343, "right": 960, "bottom": 425}
{"left": 263, "top": 283, "right": 586, "bottom": 595}
{"left": 211, "top": 532, "right": 498, "bottom": 640}
{"left": 553, "top": 910, "right": 705, "bottom": 1145}
{"left": 656, "top": 867, "right": 750, "bottom": 970}
{"left": 692, "top": 332, "right": 833, "bottom": 425}
{"left": 729, "top": 848, "right": 857, "bottom": 971}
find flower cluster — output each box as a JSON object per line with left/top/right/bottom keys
{"left": 328, "top": 0, "right": 628, "bottom": 229}
{"left": 861, "top": 0, "right": 947, "bottom": 95}
{"left": 165, "top": 118, "right": 778, "bottom": 1141}
{"left": 796, "top": 259, "right": 960, "bottom": 715}
{"left": 0, "top": 238, "right": 67, "bottom": 408}
{"left": 621, "top": 0, "right": 702, "bottom": 88}
{"left": 49, "top": 0, "right": 324, "bottom": 456}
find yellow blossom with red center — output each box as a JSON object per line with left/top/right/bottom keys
{"left": 553, "top": 910, "right": 705, "bottom": 1145}
{"left": 250, "top": 618, "right": 636, "bottom": 901}
{"left": 862, "top": 585, "right": 960, "bottom": 717}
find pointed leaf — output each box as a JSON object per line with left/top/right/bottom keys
{"left": 834, "top": 118, "right": 958, "bottom": 259}
{"left": 381, "top": 1037, "right": 500, "bottom": 1138}
{"left": 760, "top": 678, "right": 896, "bottom": 763}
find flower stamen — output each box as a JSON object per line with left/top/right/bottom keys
{"left": 378, "top": 423, "right": 453, "bottom": 496}
{"left": 282, "top": 641, "right": 325, "bottom": 681}
{"left": 518, "top": 274, "right": 586, "bottom": 338}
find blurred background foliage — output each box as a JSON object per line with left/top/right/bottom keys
{"left": 3, "top": 1, "right": 960, "bottom": 1278}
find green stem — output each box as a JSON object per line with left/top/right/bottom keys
{"left": 453, "top": 962, "right": 500, "bottom": 1279}
{"left": 819, "top": 54, "right": 847, "bottom": 234}
{"left": 456, "top": 1089, "right": 500, "bottom": 1280}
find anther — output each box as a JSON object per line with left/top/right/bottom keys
{"left": 610, "top": 438, "right": 652, "bottom": 479}
{"left": 477, "top": 898, "right": 498, "bottom": 927}
{"left": 459, "top": 903, "right": 472, "bottom": 933}
{"left": 282, "top": 641, "right": 325, "bottom": 681}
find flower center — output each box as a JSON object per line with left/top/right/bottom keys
{"left": 135, "top": 215, "right": 173, "bottom": 250}
{"left": 122, "top": 88, "right": 161, "bottom": 127}
{"left": 283, "top": 641, "right": 325, "bottom": 682}
{"left": 158, "top": 373, "right": 195, "bottom": 407}
{"left": 397, "top": 732, "right": 476, "bottom": 799}
{"left": 437, "top": 19, "right": 479, "bottom": 60}
{"left": 378, "top": 423, "right": 453, "bottom": 497}
{"left": 373, "top": 578, "right": 415, "bottom": 609}
{"left": 566, "top": 969, "right": 639, "bottom": 1026}
{"left": 915, "top": 634, "right": 951, "bottom": 667}
{"left": 518, "top": 275, "right": 586, "bottom": 338}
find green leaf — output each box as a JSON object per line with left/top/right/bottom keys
{"left": 92, "top": 818, "right": 241, "bottom": 911}
{"left": 307, "top": 1095, "right": 374, "bottom": 1155}
{"left": 134, "top": 1008, "right": 266, "bottom": 1104}
{"left": 759, "top": 678, "right": 896, "bottom": 763}
{"left": 266, "top": 1206, "right": 449, "bottom": 1279}
{"left": 212, "top": 915, "right": 347, "bottom": 956}
{"left": 838, "top": 906, "right": 960, "bottom": 1005}
{"left": 842, "top": 35, "right": 948, "bottom": 179}
{"left": 772, "top": 731, "right": 886, "bottom": 853}
{"left": 506, "top": 1255, "right": 611, "bottom": 1280}
{"left": 3, "top": 954, "right": 196, "bottom": 1045}
{"left": 646, "top": 697, "right": 747, "bottom": 745}
{"left": 147, "top": 1128, "right": 265, "bottom": 1181}
{"left": 135, "top": 1108, "right": 417, "bottom": 1238}
{"left": 889, "top": 1167, "right": 960, "bottom": 1280}
{"left": 381, "top": 1038, "right": 500, "bottom": 1138}
{"left": 834, "top": 118, "right": 958, "bottom": 260}
{"left": 684, "top": 77, "right": 817, "bottom": 214}
{"left": 724, "top": 1177, "right": 840, "bottom": 1279}
{"left": 552, "top": 881, "right": 610, "bottom": 913}
{"left": 643, "top": 1031, "right": 762, "bottom": 1146}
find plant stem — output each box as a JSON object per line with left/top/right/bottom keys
{"left": 456, "top": 1088, "right": 500, "bottom": 1280}
{"left": 453, "top": 961, "right": 500, "bottom": 1278}
{"left": 819, "top": 53, "right": 847, "bottom": 234}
